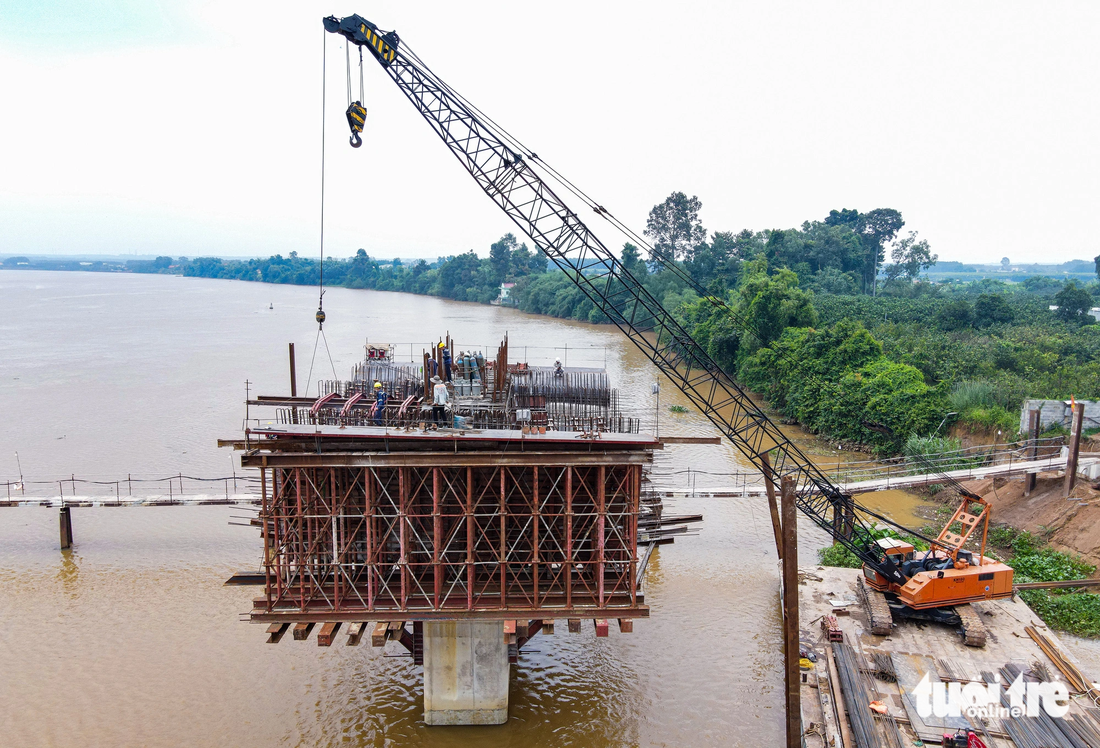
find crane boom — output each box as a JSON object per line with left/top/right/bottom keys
{"left": 323, "top": 14, "right": 904, "bottom": 581}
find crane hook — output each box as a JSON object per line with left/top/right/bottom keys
{"left": 346, "top": 101, "right": 366, "bottom": 149}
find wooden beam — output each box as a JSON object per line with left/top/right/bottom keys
{"left": 1065, "top": 402, "right": 1085, "bottom": 497}
{"left": 371, "top": 622, "right": 388, "bottom": 647}
{"left": 317, "top": 622, "right": 341, "bottom": 647}
{"left": 760, "top": 452, "right": 784, "bottom": 560}
{"left": 1025, "top": 409, "right": 1040, "bottom": 496}
{"left": 567, "top": 619, "right": 581, "bottom": 633}
{"left": 292, "top": 622, "right": 315, "bottom": 641}
{"left": 346, "top": 622, "right": 365, "bottom": 646}
{"left": 542, "top": 619, "right": 555, "bottom": 635}
{"left": 594, "top": 619, "right": 609, "bottom": 637}
{"left": 266, "top": 622, "right": 289, "bottom": 644}
{"left": 617, "top": 619, "right": 633, "bottom": 633}
{"left": 781, "top": 476, "right": 800, "bottom": 748}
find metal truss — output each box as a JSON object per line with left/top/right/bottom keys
{"left": 256, "top": 463, "right": 643, "bottom": 621}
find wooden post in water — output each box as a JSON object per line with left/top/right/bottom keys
{"left": 289, "top": 343, "right": 298, "bottom": 397}
{"left": 1064, "top": 402, "right": 1085, "bottom": 498}
{"left": 1025, "top": 408, "right": 1040, "bottom": 497}
{"left": 780, "top": 476, "right": 800, "bottom": 748}
{"left": 59, "top": 506, "right": 73, "bottom": 549}
{"left": 760, "top": 452, "right": 783, "bottom": 559}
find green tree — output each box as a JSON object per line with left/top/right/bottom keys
{"left": 489, "top": 233, "right": 516, "bottom": 283}
{"left": 620, "top": 242, "right": 648, "bottom": 279}
{"left": 1094, "top": 254, "right": 1099, "bottom": 281}
{"left": 890, "top": 231, "right": 937, "bottom": 280}
{"left": 1054, "top": 281, "right": 1094, "bottom": 324}
{"left": 937, "top": 299, "right": 973, "bottom": 330}
{"left": 973, "top": 293, "right": 1014, "bottom": 327}
{"left": 644, "top": 191, "right": 706, "bottom": 269}
{"left": 810, "top": 267, "right": 860, "bottom": 295}
{"left": 859, "top": 208, "right": 905, "bottom": 295}
{"left": 738, "top": 267, "right": 817, "bottom": 350}
{"left": 686, "top": 231, "right": 742, "bottom": 292}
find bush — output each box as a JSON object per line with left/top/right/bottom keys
{"left": 1011, "top": 547, "right": 1094, "bottom": 583}
{"left": 947, "top": 380, "right": 997, "bottom": 412}
{"left": 818, "top": 543, "right": 862, "bottom": 568}
{"left": 903, "top": 434, "right": 978, "bottom": 472}
{"left": 1018, "top": 591, "right": 1100, "bottom": 637}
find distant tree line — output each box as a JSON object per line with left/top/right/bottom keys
{"left": 5, "top": 191, "right": 1099, "bottom": 455}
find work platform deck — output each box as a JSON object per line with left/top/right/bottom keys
{"left": 798, "top": 566, "right": 1100, "bottom": 747}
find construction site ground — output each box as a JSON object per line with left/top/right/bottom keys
{"left": 798, "top": 565, "right": 1100, "bottom": 747}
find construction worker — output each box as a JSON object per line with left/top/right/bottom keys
{"left": 553, "top": 357, "right": 564, "bottom": 378}
{"left": 439, "top": 342, "right": 452, "bottom": 382}
{"left": 431, "top": 375, "right": 448, "bottom": 425}
{"left": 373, "top": 381, "right": 387, "bottom": 426}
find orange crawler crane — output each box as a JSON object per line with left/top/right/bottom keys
{"left": 861, "top": 492, "right": 1013, "bottom": 646}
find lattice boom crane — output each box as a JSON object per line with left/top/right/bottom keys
{"left": 321, "top": 13, "right": 1013, "bottom": 645}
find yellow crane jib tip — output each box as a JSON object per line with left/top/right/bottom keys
{"left": 323, "top": 14, "right": 400, "bottom": 67}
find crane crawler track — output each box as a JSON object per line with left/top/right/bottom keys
{"left": 858, "top": 576, "right": 894, "bottom": 636}
{"left": 956, "top": 603, "right": 987, "bottom": 648}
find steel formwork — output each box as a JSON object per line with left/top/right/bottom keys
{"left": 254, "top": 458, "right": 645, "bottom": 622}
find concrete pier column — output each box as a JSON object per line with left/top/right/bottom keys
{"left": 423, "top": 620, "right": 509, "bottom": 725}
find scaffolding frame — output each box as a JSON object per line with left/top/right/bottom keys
{"left": 252, "top": 455, "right": 646, "bottom": 623}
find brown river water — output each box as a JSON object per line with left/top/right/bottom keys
{"left": 0, "top": 270, "right": 944, "bottom": 747}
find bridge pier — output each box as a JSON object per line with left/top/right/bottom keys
{"left": 423, "top": 621, "right": 509, "bottom": 725}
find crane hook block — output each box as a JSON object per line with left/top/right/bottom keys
{"left": 346, "top": 101, "right": 366, "bottom": 148}
{"left": 316, "top": 308, "right": 326, "bottom": 326}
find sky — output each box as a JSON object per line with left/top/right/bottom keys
{"left": 0, "top": 1, "right": 1097, "bottom": 265}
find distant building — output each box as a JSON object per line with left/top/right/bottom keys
{"left": 492, "top": 282, "right": 517, "bottom": 307}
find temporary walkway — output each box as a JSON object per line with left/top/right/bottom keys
{"left": 654, "top": 454, "right": 1100, "bottom": 499}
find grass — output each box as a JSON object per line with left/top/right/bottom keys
{"left": 668, "top": 405, "right": 689, "bottom": 413}
{"left": 987, "top": 525, "right": 1100, "bottom": 637}
{"left": 903, "top": 434, "right": 979, "bottom": 473}
{"left": 945, "top": 380, "right": 1020, "bottom": 435}
{"left": 948, "top": 380, "right": 997, "bottom": 412}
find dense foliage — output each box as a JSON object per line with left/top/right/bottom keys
{"left": 7, "top": 191, "right": 1098, "bottom": 455}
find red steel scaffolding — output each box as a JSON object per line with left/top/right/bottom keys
{"left": 246, "top": 445, "right": 651, "bottom": 623}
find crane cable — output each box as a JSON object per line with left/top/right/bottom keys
{"left": 305, "top": 29, "right": 339, "bottom": 398}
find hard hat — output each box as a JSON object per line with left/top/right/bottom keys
{"left": 438, "top": 342, "right": 445, "bottom": 348}
{"left": 374, "top": 382, "right": 382, "bottom": 389}
{"left": 555, "top": 358, "right": 561, "bottom": 364}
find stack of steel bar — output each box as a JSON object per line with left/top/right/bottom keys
{"left": 833, "top": 637, "right": 899, "bottom": 748}
{"left": 1026, "top": 625, "right": 1100, "bottom": 705}
{"left": 990, "top": 663, "right": 1095, "bottom": 748}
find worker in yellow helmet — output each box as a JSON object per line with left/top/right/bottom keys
{"left": 372, "top": 381, "right": 387, "bottom": 426}
{"left": 439, "top": 341, "right": 452, "bottom": 382}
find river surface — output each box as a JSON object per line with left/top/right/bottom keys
{"left": 0, "top": 270, "right": 914, "bottom": 746}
